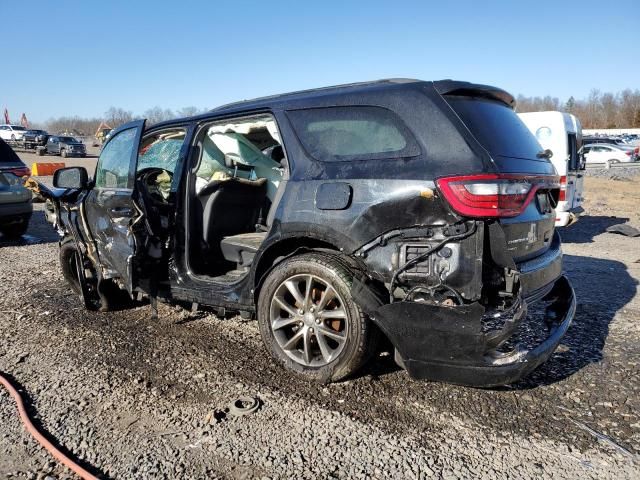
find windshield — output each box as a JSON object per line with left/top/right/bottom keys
{"left": 12, "top": 126, "right": 26, "bottom": 131}
{"left": 59, "top": 136, "right": 79, "bottom": 143}
{"left": 445, "top": 96, "right": 544, "bottom": 162}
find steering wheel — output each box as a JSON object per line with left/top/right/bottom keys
{"left": 136, "top": 167, "right": 173, "bottom": 203}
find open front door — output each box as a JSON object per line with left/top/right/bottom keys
{"left": 84, "top": 119, "right": 146, "bottom": 293}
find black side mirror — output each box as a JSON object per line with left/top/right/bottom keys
{"left": 53, "top": 167, "right": 89, "bottom": 189}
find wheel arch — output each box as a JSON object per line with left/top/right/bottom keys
{"left": 252, "top": 236, "right": 361, "bottom": 302}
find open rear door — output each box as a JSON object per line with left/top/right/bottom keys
{"left": 84, "top": 119, "right": 146, "bottom": 293}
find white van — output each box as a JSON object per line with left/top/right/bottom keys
{"left": 518, "top": 111, "right": 584, "bottom": 227}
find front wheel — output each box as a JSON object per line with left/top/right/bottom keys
{"left": 59, "top": 239, "right": 131, "bottom": 311}
{"left": 257, "top": 253, "right": 378, "bottom": 383}
{"left": 61, "top": 149, "right": 67, "bottom": 158}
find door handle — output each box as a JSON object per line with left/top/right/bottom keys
{"left": 109, "top": 206, "right": 134, "bottom": 217}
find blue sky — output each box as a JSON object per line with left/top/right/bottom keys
{"left": 2, "top": 0, "right": 638, "bottom": 123}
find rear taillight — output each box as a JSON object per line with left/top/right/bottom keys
{"left": 6, "top": 167, "right": 31, "bottom": 177}
{"left": 625, "top": 151, "right": 632, "bottom": 156}
{"left": 436, "top": 174, "right": 558, "bottom": 218}
{"left": 559, "top": 175, "right": 567, "bottom": 202}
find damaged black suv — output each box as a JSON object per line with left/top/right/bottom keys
{"left": 44, "top": 79, "right": 575, "bottom": 386}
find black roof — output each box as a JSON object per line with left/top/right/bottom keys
{"left": 152, "top": 78, "right": 515, "bottom": 129}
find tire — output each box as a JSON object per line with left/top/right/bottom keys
{"left": 257, "top": 253, "right": 378, "bottom": 383}
{"left": 59, "top": 239, "right": 132, "bottom": 312}
{"left": 61, "top": 149, "right": 67, "bottom": 158}
{"left": 36, "top": 148, "right": 45, "bottom": 156}
{"left": 1, "top": 220, "right": 29, "bottom": 239}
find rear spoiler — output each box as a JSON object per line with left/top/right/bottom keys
{"left": 433, "top": 80, "right": 515, "bottom": 108}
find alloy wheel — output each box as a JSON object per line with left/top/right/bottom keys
{"left": 269, "top": 274, "right": 349, "bottom": 367}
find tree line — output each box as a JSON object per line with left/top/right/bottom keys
{"left": 37, "top": 106, "right": 206, "bottom": 137}
{"left": 35, "top": 88, "right": 640, "bottom": 136}
{"left": 516, "top": 88, "right": 640, "bottom": 129}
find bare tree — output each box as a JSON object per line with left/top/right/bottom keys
{"left": 516, "top": 88, "right": 640, "bottom": 129}
{"left": 104, "top": 107, "right": 133, "bottom": 128}
{"left": 143, "top": 106, "right": 175, "bottom": 125}
{"left": 176, "top": 106, "right": 201, "bottom": 117}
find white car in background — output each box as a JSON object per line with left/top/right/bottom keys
{"left": 0, "top": 124, "right": 27, "bottom": 141}
{"left": 582, "top": 144, "right": 636, "bottom": 164}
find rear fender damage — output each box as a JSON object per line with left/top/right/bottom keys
{"left": 349, "top": 218, "right": 575, "bottom": 387}
{"left": 352, "top": 274, "right": 575, "bottom": 387}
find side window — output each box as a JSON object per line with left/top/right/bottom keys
{"left": 137, "top": 129, "right": 186, "bottom": 173}
{"left": 286, "top": 106, "right": 420, "bottom": 162}
{"left": 94, "top": 128, "right": 137, "bottom": 189}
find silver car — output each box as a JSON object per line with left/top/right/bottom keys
{"left": 0, "top": 140, "right": 33, "bottom": 238}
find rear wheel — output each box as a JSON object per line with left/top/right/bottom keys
{"left": 257, "top": 253, "right": 377, "bottom": 382}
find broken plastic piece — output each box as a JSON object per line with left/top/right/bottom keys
{"left": 228, "top": 396, "right": 260, "bottom": 417}
{"left": 606, "top": 224, "right": 640, "bottom": 237}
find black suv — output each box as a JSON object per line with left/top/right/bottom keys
{"left": 44, "top": 135, "right": 86, "bottom": 157}
{"left": 22, "top": 129, "right": 49, "bottom": 149}
{"left": 43, "top": 79, "right": 575, "bottom": 386}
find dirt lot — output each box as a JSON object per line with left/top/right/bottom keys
{"left": 1, "top": 175, "right": 639, "bottom": 479}
{"left": 14, "top": 145, "right": 99, "bottom": 173}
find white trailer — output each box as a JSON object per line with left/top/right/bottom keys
{"left": 518, "top": 111, "right": 584, "bottom": 227}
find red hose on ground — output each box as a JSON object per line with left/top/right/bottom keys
{"left": 0, "top": 373, "right": 99, "bottom": 480}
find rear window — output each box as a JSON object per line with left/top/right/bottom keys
{"left": 287, "top": 106, "right": 420, "bottom": 162}
{"left": 445, "top": 96, "right": 543, "bottom": 161}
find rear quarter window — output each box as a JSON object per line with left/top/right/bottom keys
{"left": 287, "top": 106, "right": 420, "bottom": 162}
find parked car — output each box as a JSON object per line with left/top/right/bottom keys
{"left": 582, "top": 144, "right": 637, "bottom": 164}
{"left": 42, "top": 79, "right": 575, "bottom": 387}
{"left": 519, "top": 111, "right": 584, "bottom": 227}
{"left": 44, "top": 135, "right": 86, "bottom": 157}
{"left": 583, "top": 136, "right": 628, "bottom": 147}
{"left": 0, "top": 139, "right": 32, "bottom": 238}
{"left": 0, "top": 124, "right": 27, "bottom": 141}
{"left": 22, "top": 129, "right": 49, "bottom": 149}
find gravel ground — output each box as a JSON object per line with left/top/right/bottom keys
{"left": 584, "top": 166, "right": 640, "bottom": 179}
{"left": 1, "top": 178, "right": 639, "bottom": 479}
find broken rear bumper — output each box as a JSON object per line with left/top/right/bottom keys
{"left": 371, "top": 275, "right": 576, "bottom": 387}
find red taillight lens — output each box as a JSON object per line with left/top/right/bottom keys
{"left": 558, "top": 175, "right": 566, "bottom": 202}
{"left": 8, "top": 167, "right": 31, "bottom": 177}
{"left": 436, "top": 174, "right": 556, "bottom": 218}
{"left": 625, "top": 151, "right": 632, "bottom": 156}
